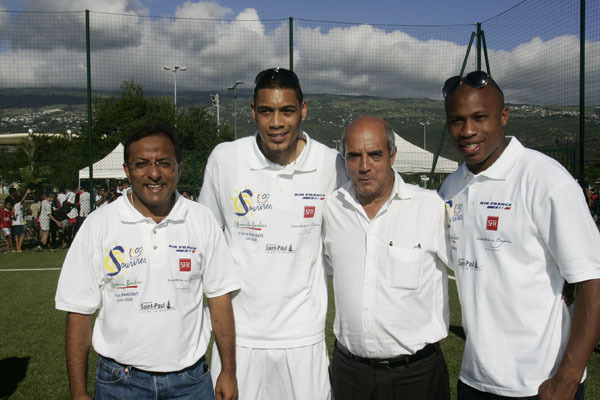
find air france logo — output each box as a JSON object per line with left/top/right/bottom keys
{"left": 104, "top": 245, "right": 126, "bottom": 277}
{"left": 486, "top": 216, "right": 499, "bottom": 231}
{"left": 231, "top": 188, "right": 272, "bottom": 217}
{"left": 304, "top": 206, "right": 315, "bottom": 218}
{"left": 179, "top": 258, "right": 191, "bottom": 272}
{"left": 480, "top": 201, "right": 512, "bottom": 210}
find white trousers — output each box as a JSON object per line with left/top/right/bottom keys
{"left": 211, "top": 340, "right": 331, "bottom": 400}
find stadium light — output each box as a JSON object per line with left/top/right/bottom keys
{"left": 163, "top": 65, "right": 187, "bottom": 108}
{"left": 228, "top": 80, "right": 244, "bottom": 139}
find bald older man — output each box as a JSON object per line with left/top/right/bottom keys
{"left": 440, "top": 71, "right": 600, "bottom": 400}
{"left": 322, "top": 116, "right": 450, "bottom": 400}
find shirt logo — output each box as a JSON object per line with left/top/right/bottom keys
{"left": 304, "top": 206, "right": 315, "bottom": 218}
{"left": 445, "top": 200, "right": 464, "bottom": 224}
{"left": 480, "top": 201, "right": 512, "bottom": 210}
{"left": 231, "top": 188, "right": 272, "bottom": 217}
{"left": 179, "top": 258, "right": 191, "bottom": 272}
{"left": 486, "top": 216, "right": 499, "bottom": 231}
{"left": 104, "top": 245, "right": 126, "bottom": 277}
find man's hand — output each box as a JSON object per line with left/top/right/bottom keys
{"left": 214, "top": 370, "right": 238, "bottom": 400}
{"left": 539, "top": 278, "right": 600, "bottom": 400}
{"left": 538, "top": 374, "right": 579, "bottom": 400}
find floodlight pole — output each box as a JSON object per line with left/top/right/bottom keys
{"left": 419, "top": 121, "right": 430, "bottom": 150}
{"left": 228, "top": 80, "right": 244, "bottom": 139}
{"left": 164, "top": 65, "right": 187, "bottom": 108}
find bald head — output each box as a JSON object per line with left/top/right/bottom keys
{"left": 341, "top": 116, "right": 396, "bottom": 158}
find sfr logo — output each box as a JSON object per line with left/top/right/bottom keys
{"left": 304, "top": 206, "right": 315, "bottom": 218}
{"left": 486, "top": 216, "right": 499, "bottom": 231}
{"left": 179, "top": 258, "right": 191, "bottom": 272}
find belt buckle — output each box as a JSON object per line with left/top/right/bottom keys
{"left": 369, "top": 359, "right": 390, "bottom": 370}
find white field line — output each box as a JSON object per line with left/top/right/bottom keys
{"left": 0, "top": 268, "right": 61, "bottom": 272}
{"left": 448, "top": 274, "right": 456, "bottom": 281}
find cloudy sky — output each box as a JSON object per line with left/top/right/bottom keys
{"left": 0, "top": 0, "right": 598, "bottom": 105}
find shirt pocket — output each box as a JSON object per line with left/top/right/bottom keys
{"left": 386, "top": 246, "right": 423, "bottom": 290}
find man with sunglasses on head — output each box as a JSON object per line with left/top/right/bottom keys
{"left": 439, "top": 71, "right": 600, "bottom": 400}
{"left": 199, "top": 68, "right": 347, "bottom": 399}
{"left": 56, "top": 121, "right": 240, "bottom": 400}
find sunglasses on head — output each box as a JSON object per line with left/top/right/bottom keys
{"left": 442, "top": 71, "right": 503, "bottom": 99}
{"left": 254, "top": 67, "right": 300, "bottom": 86}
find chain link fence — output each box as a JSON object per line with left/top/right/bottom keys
{"left": 0, "top": 0, "right": 598, "bottom": 197}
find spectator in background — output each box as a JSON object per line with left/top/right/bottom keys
{"left": 65, "top": 185, "right": 78, "bottom": 245}
{"left": 95, "top": 188, "right": 109, "bottom": 208}
{"left": 5, "top": 187, "right": 17, "bottom": 208}
{"left": 590, "top": 186, "right": 599, "bottom": 219}
{"left": 29, "top": 194, "right": 41, "bottom": 243}
{"left": 11, "top": 188, "right": 31, "bottom": 253}
{"left": 56, "top": 187, "right": 67, "bottom": 208}
{"left": 1, "top": 199, "right": 14, "bottom": 253}
{"left": 76, "top": 186, "right": 90, "bottom": 232}
{"left": 38, "top": 192, "right": 52, "bottom": 251}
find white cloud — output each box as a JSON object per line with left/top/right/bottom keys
{"left": 174, "top": 1, "right": 231, "bottom": 19}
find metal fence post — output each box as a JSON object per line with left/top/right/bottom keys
{"left": 476, "top": 23, "right": 482, "bottom": 72}
{"left": 289, "top": 17, "right": 294, "bottom": 71}
{"left": 579, "top": 0, "right": 585, "bottom": 183}
{"left": 86, "top": 10, "right": 94, "bottom": 211}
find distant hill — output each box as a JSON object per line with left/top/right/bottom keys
{"left": 1, "top": 87, "right": 599, "bottom": 164}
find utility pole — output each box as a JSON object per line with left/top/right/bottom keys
{"left": 210, "top": 93, "right": 220, "bottom": 134}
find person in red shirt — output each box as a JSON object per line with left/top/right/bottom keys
{"left": 1, "top": 200, "right": 14, "bottom": 253}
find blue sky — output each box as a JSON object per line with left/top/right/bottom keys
{"left": 142, "top": 0, "right": 523, "bottom": 25}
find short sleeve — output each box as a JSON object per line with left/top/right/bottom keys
{"left": 55, "top": 221, "right": 102, "bottom": 314}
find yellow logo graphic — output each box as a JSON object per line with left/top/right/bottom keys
{"left": 231, "top": 189, "right": 254, "bottom": 216}
{"left": 104, "top": 245, "right": 126, "bottom": 277}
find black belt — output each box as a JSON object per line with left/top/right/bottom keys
{"left": 335, "top": 341, "right": 438, "bottom": 369}
{"left": 98, "top": 354, "right": 206, "bottom": 376}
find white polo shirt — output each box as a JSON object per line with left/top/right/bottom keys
{"left": 323, "top": 174, "right": 449, "bottom": 359}
{"left": 13, "top": 202, "right": 24, "bottom": 226}
{"left": 55, "top": 189, "right": 240, "bottom": 372}
{"left": 199, "top": 132, "right": 347, "bottom": 348}
{"left": 439, "top": 137, "right": 600, "bottom": 397}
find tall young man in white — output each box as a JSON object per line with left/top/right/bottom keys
{"left": 199, "top": 68, "right": 347, "bottom": 400}
{"left": 439, "top": 71, "right": 600, "bottom": 400}
{"left": 323, "top": 116, "right": 450, "bottom": 399}
{"left": 56, "top": 121, "right": 239, "bottom": 400}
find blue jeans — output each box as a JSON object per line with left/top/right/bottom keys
{"left": 95, "top": 354, "right": 214, "bottom": 399}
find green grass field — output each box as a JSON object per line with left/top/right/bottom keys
{"left": 1, "top": 251, "right": 599, "bottom": 399}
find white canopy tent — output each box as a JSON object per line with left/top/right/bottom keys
{"left": 78, "top": 143, "right": 127, "bottom": 181}
{"left": 392, "top": 132, "right": 458, "bottom": 174}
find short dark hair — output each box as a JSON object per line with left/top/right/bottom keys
{"left": 253, "top": 68, "right": 303, "bottom": 104}
{"left": 124, "top": 121, "right": 181, "bottom": 164}
{"left": 8, "top": 187, "right": 16, "bottom": 195}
